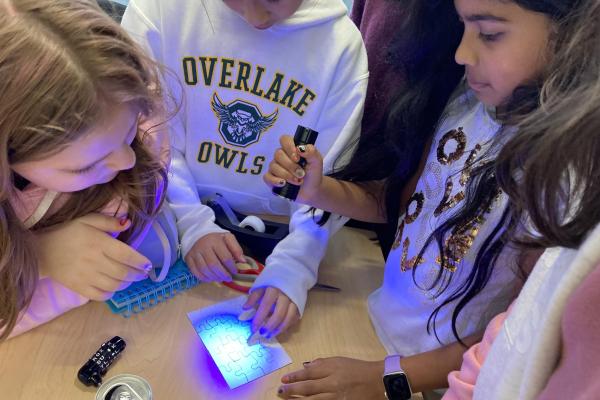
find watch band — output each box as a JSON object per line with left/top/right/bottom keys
{"left": 383, "top": 355, "right": 412, "bottom": 400}
{"left": 384, "top": 355, "right": 403, "bottom": 375}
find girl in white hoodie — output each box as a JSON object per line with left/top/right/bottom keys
{"left": 122, "top": 0, "right": 368, "bottom": 337}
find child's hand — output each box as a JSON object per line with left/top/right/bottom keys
{"left": 277, "top": 357, "right": 384, "bottom": 399}
{"left": 264, "top": 135, "right": 324, "bottom": 204}
{"left": 242, "top": 286, "right": 300, "bottom": 339}
{"left": 36, "top": 214, "right": 152, "bottom": 301}
{"left": 185, "top": 232, "right": 245, "bottom": 282}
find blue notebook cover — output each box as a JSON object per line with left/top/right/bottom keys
{"left": 106, "top": 259, "right": 199, "bottom": 317}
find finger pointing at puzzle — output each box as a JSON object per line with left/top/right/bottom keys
{"left": 242, "top": 287, "right": 300, "bottom": 340}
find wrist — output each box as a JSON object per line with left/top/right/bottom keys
{"left": 371, "top": 360, "right": 387, "bottom": 396}
{"left": 301, "top": 176, "right": 330, "bottom": 209}
{"left": 383, "top": 355, "right": 413, "bottom": 400}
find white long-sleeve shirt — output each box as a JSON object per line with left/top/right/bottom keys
{"left": 368, "top": 86, "right": 519, "bottom": 356}
{"left": 121, "top": 0, "right": 368, "bottom": 314}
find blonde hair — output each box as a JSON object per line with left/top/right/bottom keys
{"left": 0, "top": 0, "right": 169, "bottom": 338}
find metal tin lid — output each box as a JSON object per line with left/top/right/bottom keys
{"left": 293, "top": 125, "right": 319, "bottom": 145}
{"left": 95, "top": 374, "right": 152, "bottom": 400}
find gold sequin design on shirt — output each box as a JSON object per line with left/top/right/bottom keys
{"left": 394, "top": 125, "right": 497, "bottom": 274}
{"left": 433, "top": 143, "right": 483, "bottom": 217}
{"left": 400, "top": 236, "right": 426, "bottom": 272}
{"left": 437, "top": 127, "right": 466, "bottom": 165}
{"left": 435, "top": 188, "right": 502, "bottom": 272}
{"left": 460, "top": 144, "right": 482, "bottom": 186}
{"left": 395, "top": 192, "right": 426, "bottom": 271}
{"left": 434, "top": 128, "right": 467, "bottom": 216}
{"left": 391, "top": 192, "right": 424, "bottom": 251}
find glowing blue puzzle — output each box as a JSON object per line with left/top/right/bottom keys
{"left": 188, "top": 296, "right": 292, "bottom": 389}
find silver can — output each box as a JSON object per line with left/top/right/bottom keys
{"left": 95, "top": 374, "right": 152, "bottom": 400}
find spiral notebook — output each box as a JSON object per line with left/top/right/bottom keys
{"left": 106, "top": 259, "right": 200, "bottom": 317}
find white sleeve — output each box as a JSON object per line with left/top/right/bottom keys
{"left": 168, "top": 148, "right": 228, "bottom": 257}
{"left": 253, "top": 206, "right": 350, "bottom": 316}
{"left": 122, "top": 1, "right": 227, "bottom": 258}
{"left": 121, "top": 0, "right": 162, "bottom": 57}
{"left": 251, "top": 48, "right": 369, "bottom": 315}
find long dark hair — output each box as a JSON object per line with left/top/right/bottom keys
{"left": 419, "top": 0, "right": 585, "bottom": 344}
{"left": 498, "top": 0, "right": 600, "bottom": 249}
{"left": 320, "top": 0, "right": 465, "bottom": 254}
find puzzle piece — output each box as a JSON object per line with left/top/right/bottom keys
{"left": 188, "top": 302, "right": 292, "bottom": 390}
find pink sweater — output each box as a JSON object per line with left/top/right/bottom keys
{"left": 442, "top": 305, "right": 512, "bottom": 400}
{"left": 7, "top": 126, "right": 168, "bottom": 338}
{"left": 443, "top": 264, "right": 600, "bottom": 400}
{"left": 7, "top": 189, "right": 126, "bottom": 338}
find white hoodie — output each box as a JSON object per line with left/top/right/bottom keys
{"left": 121, "top": 0, "right": 368, "bottom": 314}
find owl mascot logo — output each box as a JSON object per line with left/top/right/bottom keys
{"left": 211, "top": 93, "right": 279, "bottom": 147}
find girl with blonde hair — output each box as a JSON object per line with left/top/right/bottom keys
{"left": 0, "top": 0, "right": 169, "bottom": 339}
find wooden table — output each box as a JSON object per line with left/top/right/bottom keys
{"left": 0, "top": 227, "right": 389, "bottom": 400}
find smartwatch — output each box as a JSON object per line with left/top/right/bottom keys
{"left": 383, "top": 355, "right": 412, "bottom": 400}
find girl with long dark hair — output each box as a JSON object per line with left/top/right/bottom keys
{"left": 265, "top": 0, "right": 583, "bottom": 397}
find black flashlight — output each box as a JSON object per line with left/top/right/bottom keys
{"left": 272, "top": 125, "right": 319, "bottom": 201}
{"left": 77, "top": 336, "right": 126, "bottom": 387}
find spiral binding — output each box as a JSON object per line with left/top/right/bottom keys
{"left": 106, "top": 260, "right": 200, "bottom": 317}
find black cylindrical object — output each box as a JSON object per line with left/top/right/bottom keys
{"left": 78, "top": 336, "right": 126, "bottom": 387}
{"left": 272, "top": 125, "right": 319, "bottom": 201}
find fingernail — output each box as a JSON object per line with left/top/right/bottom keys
{"left": 238, "top": 308, "right": 256, "bottom": 321}
{"left": 144, "top": 264, "right": 152, "bottom": 272}
{"left": 119, "top": 217, "right": 128, "bottom": 226}
{"left": 297, "top": 145, "right": 307, "bottom": 153}
{"left": 303, "top": 361, "right": 311, "bottom": 367}
{"left": 247, "top": 331, "right": 262, "bottom": 346}
{"left": 295, "top": 168, "right": 305, "bottom": 178}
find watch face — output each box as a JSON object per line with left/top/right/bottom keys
{"left": 383, "top": 373, "right": 412, "bottom": 400}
